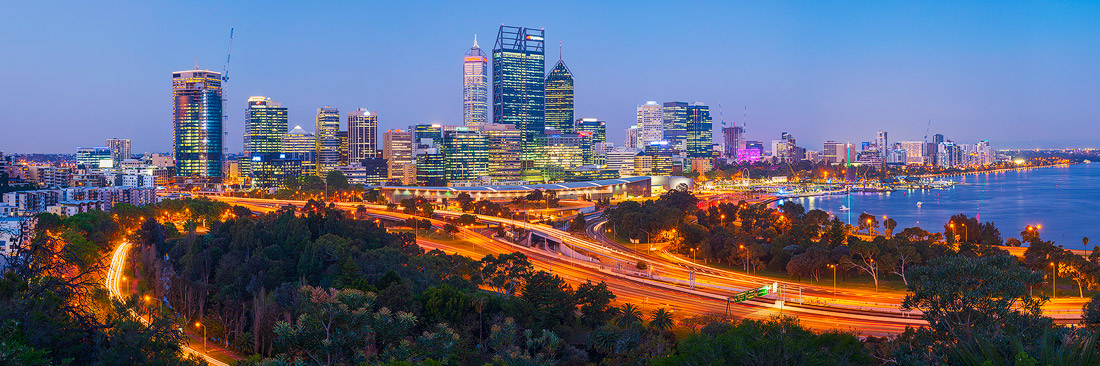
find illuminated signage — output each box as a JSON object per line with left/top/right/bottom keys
{"left": 731, "top": 282, "right": 779, "bottom": 303}
{"left": 525, "top": 35, "right": 544, "bottom": 41}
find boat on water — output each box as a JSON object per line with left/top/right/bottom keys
{"left": 928, "top": 180, "right": 955, "bottom": 189}
{"left": 839, "top": 205, "right": 851, "bottom": 212}
{"left": 916, "top": 201, "right": 923, "bottom": 208}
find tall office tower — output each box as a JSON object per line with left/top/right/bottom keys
{"left": 876, "top": 130, "right": 889, "bottom": 157}
{"left": 685, "top": 103, "right": 713, "bottom": 158}
{"left": 545, "top": 58, "right": 575, "bottom": 133}
{"left": 477, "top": 124, "right": 523, "bottom": 181}
{"left": 661, "top": 102, "right": 688, "bottom": 151}
{"left": 172, "top": 69, "right": 223, "bottom": 183}
{"left": 336, "top": 131, "right": 350, "bottom": 165}
{"left": 105, "top": 138, "right": 131, "bottom": 163}
{"left": 412, "top": 124, "right": 445, "bottom": 186}
{"left": 382, "top": 130, "right": 413, "bottom": 180}
{"left": 348, "top": 108, "right": 379, "bottom": 163}
{"left": 636, "top": 101, "right": 663, "bottom": 146}
{"left": 314, "top": 106, "right": 341, "bottom": 175}
{"left": 243, "top": 96, "right": 287, "bottom": 157}
{"left": 283, "top": 125, "right": 316, "bottom": 175}
{"left": 463, "top": 35, "right": 489, "bottom": 127}
{"left": 932, "top": 133, "right": 944, "bottom": 144}
{"left": 722, "top": 126, "right": 744, "bottom": 160}
{"left": 643, "top": 141, "right": 675, "bottom": 175}
{"left": 493, "top": 25, "right": 545, "bottom": 162}
{"left": 625, "top": 126, "right": 640, "bottom": 149}
{"left": 575, "top": 118, "right": 606, "bottom": 144}
{"left": 443, "top": 127, "right": 489, "bottom": 181}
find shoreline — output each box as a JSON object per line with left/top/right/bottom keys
{"left": 912, "top": 162, "right": 1078, "bottom": 179}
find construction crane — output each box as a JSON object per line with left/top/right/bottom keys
{"left": 923, "top": 119, "right": 931, "bottom": 142}
{"left": 222, "top": 28, "right": 234, "bottom": 83}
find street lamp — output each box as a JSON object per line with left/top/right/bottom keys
{"left": 1050, "top": 262, "right": 1057, "bottom": 298}
{"left": 827, "top": 264, "right": 837, "bottom": 299}
{"left": 195, "top": 322, "right": 206, "bottom": 353}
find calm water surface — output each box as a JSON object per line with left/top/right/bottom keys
{"left": 786, "top": 163, "right": 1100, "bottom": 250}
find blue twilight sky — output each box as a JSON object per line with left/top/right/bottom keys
{"left": 2, "top": 0, "right": 1099, "bottom": 154}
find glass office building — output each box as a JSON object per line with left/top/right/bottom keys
{"left": 685, "top": 103, "right": 713, "bottom": 158}
{"left": 463, "top": 35, "right": 489, "bottom": 127}
{"left": 661, "top": 102, "right": 688, "bottom": 152}
{"left": 545, "top": 59, "right": 574, "bottom": 133}
{"left": 493, "top": 25, "right": 545, "bottom": 164}
{"left": 315, "top": 106, "right": 341, "bottom": 175}
{"left": 443, "top": 127, "right": 489, "bottom": 182}
{"left": 172, "top": 69, "right": 223, "bottom": 183}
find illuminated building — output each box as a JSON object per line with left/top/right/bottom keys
{"left": 105, "top": 138, "right": 131, "bottom": 163}
{"left": 493, "top": 25, "right": 545, "bottom": 163}
{"left": 643, "top": 141, "right": 675, "bottom": 175}
{"left": 337, "top": 158, "right": 387, "bottom": 186}
{"left": 76, "top": 147, "right": 111, "bottom": 169}
{"left": 636, "top": 101, "right": 663, "bottom": 146}
{"left": 172, "top": 69, "right": 223, "bottom": 183}
{"left": 315, "top": 106, "right": 341, "bottom": 175}
{"left": 283, "top": 125, "right": 315, "bottom": 175}
{"left": 337, "top": 131, "right": 349, "bottom": 166}
{"left": 606, "top": 148, "right": 640, "bottom": 177}
{"left": 243, "top": 96, "right": 286, "bottom": 156}
{"left": 542, "top": 130, "right": 587, "bottom": 169}
{"left": 443, "top": 127, "right": 489, "bottom": 182}
{"left": 722, "top": 126, "right": 743, "bottom": 160}
{"left": 383, "top": 130, "right": 413, "bottom": 181}
{"left": 545, "top": 58, "right": 574, "bottom": 133}
{"left": 477, "top": 124, "right": 523, "bottom": 181}
{"left": 685, "top": 103, "right": 713, "bottom": 158}
{"left": 249, "top": 153, "right": 301, "bottom": 188}
{"left": 348, "top": 108, "right": 378, "bottom": 163}
{"left": 416, "top": 153, "right": 445, "bottom": 186}
{"left": 661, "top": 102, "right": 688, "bottom": 151}
{"left": 463, "top": 35, "right": 489, "bottom": 127}
{"left": 625, "top": 126, "right": 640, "bottom": 149}
{"left": 575, "top": 118, "right": 606, "bottom": 144}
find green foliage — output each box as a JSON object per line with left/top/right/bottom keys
{"left": 655, "top": 316, "right": 869, "bottom": 366}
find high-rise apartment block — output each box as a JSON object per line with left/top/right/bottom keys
{"left": 463, "top": 35, "right": 489, "bottom": 127}
{"left": 382, "top": 130, "right": 413, "bottom": 181}
{"left": 105, "top": 138, "right": 131, "bottom": 163}
{"left": 347, "top": 108, "right": 379, "bottom": 163}
{"left": 636, "top": 101, "right": 663, "bottom": 146}
{"left": 172, "top": 69, "right": 223, "bottom": 183}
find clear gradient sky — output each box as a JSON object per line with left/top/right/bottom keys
{"left": 2, "top": 1, "right": 1098, "bottom": 154}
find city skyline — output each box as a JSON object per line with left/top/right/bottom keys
{"left": 3, "top": 1, "right": 1100, "bottom": 154}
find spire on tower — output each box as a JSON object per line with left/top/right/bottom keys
{"left": 473, "top": 33, "right": 479, "bottom": 48}
{"left": 559, "top": 41, "right": 562, "bottom": 60}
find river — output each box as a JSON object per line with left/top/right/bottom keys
{"left": 786, "top": 163, "right": 1099, "bottom": 250}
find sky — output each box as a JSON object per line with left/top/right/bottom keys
{"left": 2, "top": 0, "right": 1099, "bottom": 154}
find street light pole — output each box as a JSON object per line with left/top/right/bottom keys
{"left": 195, "top": 322, "right": 206, "bottom": 353}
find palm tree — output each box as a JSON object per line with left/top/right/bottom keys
{"left": 616, "top": 303, "right": 643, "bottom": 328}
{"left": 649, "top": 308, "right": 674, "bottom": 332}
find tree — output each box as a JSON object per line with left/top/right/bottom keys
{"left": 884, "top": 217, "right": 897, "bottom": 237}
{"left": 574, "top": 281, "right": 616, "bottom": 328}
{"left": 456, "top": 214, "right": 477, "bottom": 226}
{"left": 521, "top": 271, "right": 576, "bottom": 329}
{"left": 901, "top": 254, "right": 1048, "bottom": 361}
{"left": 616, "top": 303, "right": 643, "bottom": 328}
{"left": 567, "top": 214, "right": 586, "bottom": 234}
{"left": 480, "top": 253, "right": 532, "bottom": 296}
{"left": 858, "top": 212, "right": 879, "bottom": 235}
{"left": 455, "top": 193, "right": 474, "bottom": 212}
{"left": 885, "top": 238, "right": 922, "bottom": 286}
{"left": 442, "top": 223, "right": 459, "bottom": 237}
{"left": 653, "top": 316, "right": 869, "bottom": 366}
{"left": 649, "top": 308, "right": 674, "bottom": 332}
{"left": 843, "top": 237, "right": 882, "bottom": 291}
{"left": 1083, "top": 294, "right": 1100, "bottom": 328}
{"left": 325, "top": 170, "right": 350, "bottom": 191}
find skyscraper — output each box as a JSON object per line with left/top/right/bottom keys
{"left": 493, "top": 25, "right": 545, "bottom": 162}
{"left": 661, "top": 102, "right": 688, "bottom": 151}
{"left": 636, "top": 101, "right": 663, "bottom": 146}
{"left": 545, "top": 57, "right": 574, "bottom": 133}
{"left": 347, "top": 108, "right": 379, "bottom": 163}
{"left": 463, "top": 35, "right": 489, "bottom": 127}
{"left": 722, "top": 126, "right": 744, "bottom": 160}
{"left": 243, "top": 96, "right": 287, "bottom": 157}
{"left": 315, "top": 106, "right": 340, "bottom": 175}
{"left": 685, "top": 103, "right": 713, "bottom": 158}
{"left": 625, "top": 126, "right": 640, "bottom": 149}
{"left": 876, "top": 131, "right": 889, "bottom": 158}
{"left": 172, "top": 69, "right": 223, "bottom": 183}
{"left": 105, "top": 138, "right": 131, "bottom": 163}
{"left": 382, "top": 130, "right": 413, "bottom": 180}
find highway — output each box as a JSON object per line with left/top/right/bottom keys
{"left": 214, "top": 196, "right": 936, "bottom": 335}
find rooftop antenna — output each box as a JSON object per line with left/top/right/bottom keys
{"left": 473, "top": 33, "right": 479, "bottom": 48}
{"left": 558, "top": 41, "right": 562, "bottom": 60}
{"left": 194, "top": 54, "right": 198, "bottom": 69}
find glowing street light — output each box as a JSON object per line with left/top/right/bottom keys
{"left": 194, "top": 322, "right": 206, "bottom": 352}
